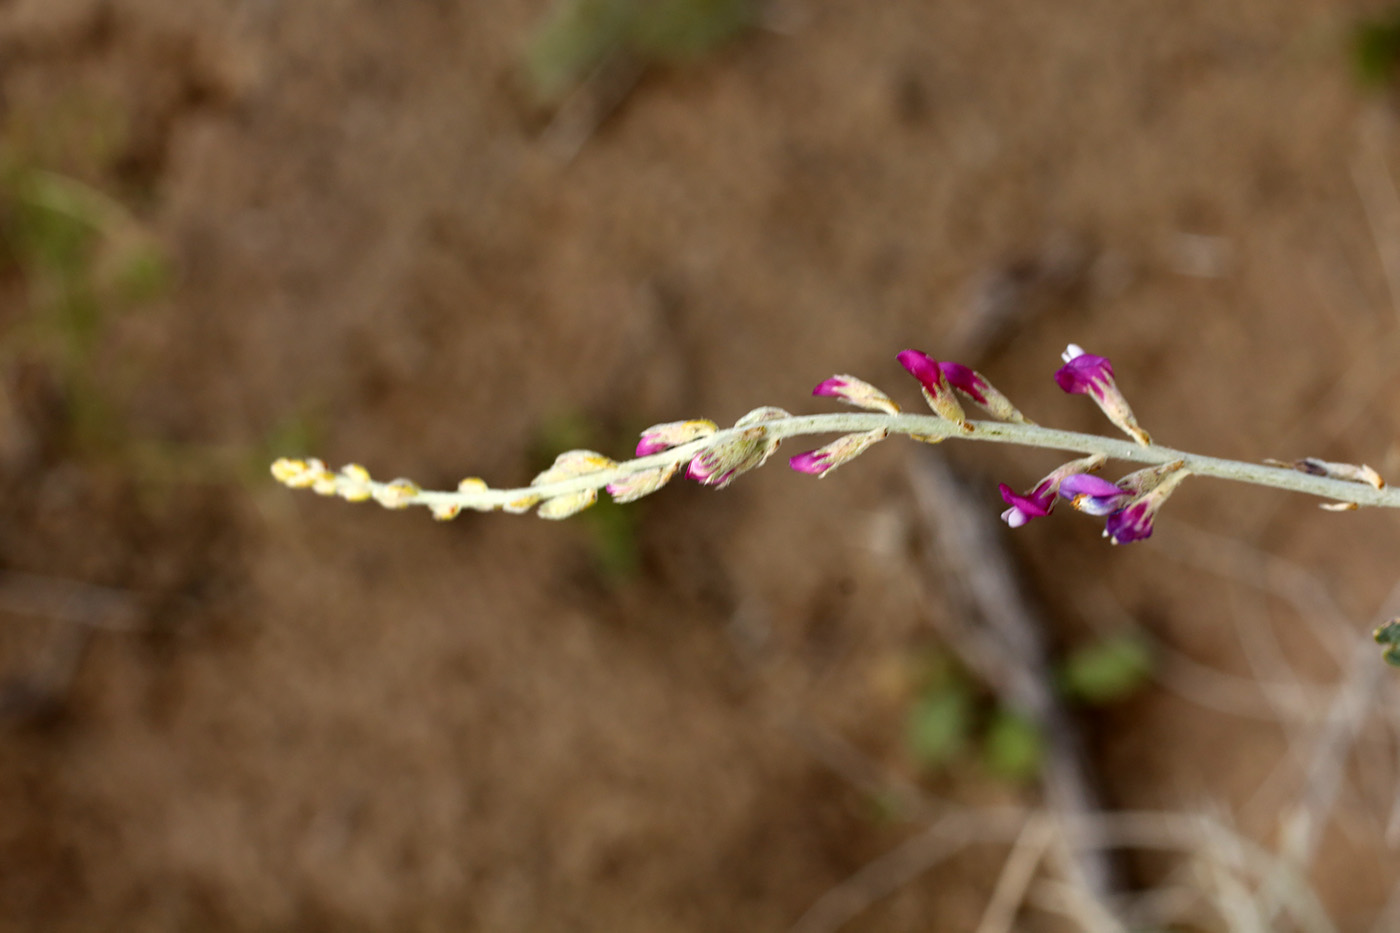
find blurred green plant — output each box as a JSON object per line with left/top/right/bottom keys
{"left": 532, "top": 410, "right": 643, "bottom": 580}
{"left": 1352, "top": 9, "right": 1400, "bottom": 88}
{"left": 1057, "top": 632, "right": 1153, "bottom": 705}
{"left": 524, "top": 0, "right": 758, "bottom": 103}
{"left": 903, "top": 634, "right": 1150, "bottom": 787}
{"left": 981, "top": 707, "right": 1045, "bottom": 783}
{"left": 1374, "top": 618, "right": 1400, "bottom": 666}
{"left": 904, "top": 675, "right": 974, "bottom": 770}
{"left": 0, "top": 159, "right": 172, "bottom": 452}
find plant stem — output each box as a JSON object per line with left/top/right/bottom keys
{"left": 362, "top": 412, "right": 1400, "bottom": 512}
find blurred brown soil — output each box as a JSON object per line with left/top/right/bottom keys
{"left": 2, "top": 0, "right": 1400, "bottom": 930}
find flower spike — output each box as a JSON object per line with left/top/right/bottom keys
{"left": 273, "top": 337, "right": 1400, "bottom": 584}
{"left": 1054, "top": 344, "right": 1152, "bottom": 446}
{"left": 812, "top": 375, "right": 900, "bottom": 415}
{"left": 897, "top": 349, "right": 970, "bottom": 430}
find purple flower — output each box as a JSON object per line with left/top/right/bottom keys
{"left": 1104, "top": 500, "right": 1156, "bottom": 544}
{"left": 1052, "top": 344, "right": 1152, "bottom": 446}
{"left": 937, "top": 361, "right": 989, "bottom": 405}
{"left": 1058, "top": 473, "right": 1130, "bottom": 516}
{"left": 998, "top": 481, "right": 1055, "bottom": 528}
{"left": 1053, "top": 344, "right": 1115, "bottom": 401}
{"left": 1098, "top": 466, "right": 1193, "bottom": 545}
{"left": 996, "top": 453, "right": 1108, "bottom": 529}
{"left": 896, "top": 349, "right": 948, "bottom": 393}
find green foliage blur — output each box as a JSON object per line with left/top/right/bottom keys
{"left": 525, "top": 0, "right": 757, "bottom": 103}
{"left": 1057, "top": 633, "right": 1153, "bottom": 704}
{"left": 1353, "top": 9, "right": 1400, "bottom": 88}
{"left": 531, "top": 410, "right": 642, "bottom": 580}
{"left": 903, "top": 632, "right": 1152, "bottom": 787}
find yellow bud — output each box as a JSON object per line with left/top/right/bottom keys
{"left": 270, "top": 458, "right": 305, "bottom": 484}
{"left": 537, "top": 490, "right": 597, "bottom": 519}
{"left": 375, "top": 478, "right": 421, "bottom": 509}
{"left": 339, "top": 484, "right": 372, "bottom": 503}
{"left": 431, "top": 502, "right": 462, "bottom": 521}
{"left": 503, "top": 494, "right": 541, "bottom": 514}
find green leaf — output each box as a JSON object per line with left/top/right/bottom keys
{"left": 1354, "top": 14, "right": 1400, "bottom": 88}
{"left": 982, "top": 708, "right": 1044, "bottom": 784}
{"left": 631, "top": 0, "right": 755, "bottom": 62}
{"left": 524, "top": 0, "right": 636, "bottom": 103}
{"left": 905, "top": 686, "right": 972, "bottom": 769}
{"left": 1059, "top": 633, "right": 1152, "bottom": 705}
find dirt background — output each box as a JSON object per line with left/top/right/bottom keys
{"left": 3, "top": 0, "right": 1400, "bottom": 930}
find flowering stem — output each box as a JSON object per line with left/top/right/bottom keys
{"left": 311, "top": 412, "right": 1400, "bottom": 513}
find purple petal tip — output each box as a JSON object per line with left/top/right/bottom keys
{"left": 997, "top": 482, "right": 1052, "bottom": 519}
{"left": 937, "top": 361, "right": 987, "bottom": 403}
{"left": 1058, "top": 474, "right": 1124, "bottom": 499}
{"left": 1053, "top": 352, "right": 1115, "bottom": 397}
{"left": 1104, "top": 503, "right": 1153, "bottom": 544}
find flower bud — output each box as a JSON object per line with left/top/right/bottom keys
{"left": 1054, "top": 344, "right": 1151, "bottom": 446}
{"left": 897, "top": 349, "right": 970, "bottom": 430}
{"left": 788, "top": 428, "right": 888, "bottom": 478}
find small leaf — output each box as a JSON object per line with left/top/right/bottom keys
{"left": 905, "top": 686, "right": 972, "bottom": 769}
{"left": 1059, "top": 634, "right": 1152, "bottom": 704}
{"left": 982, "top": 708, "right": 1044, "bottom": 784}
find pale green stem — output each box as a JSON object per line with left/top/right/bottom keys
{"left": 318, "top": 412, "right": 1400, "bottom": 512}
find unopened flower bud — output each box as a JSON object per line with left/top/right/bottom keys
{"left": 635, "top": 420, "right": 718, "bottom": 456}
{"left": 789, "top": 428, "right": 888, "bottom": 478}
{"left": 937, "top": 361, "right": 1033, "bottom": 425}
{"left": 811, "top": 375, "right": 900, "bottom": 415}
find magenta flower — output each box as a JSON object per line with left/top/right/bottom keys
{"left": 997, "top": 453, "right": 1108, "bottom": 528}
{"left": 1100, "top": 468, "right": 1192, "bottom": 544}
{"left": 897, "top": 349, "right": 969, "bottom": 428}
{"left": 1053, "top": 345, "right": 1116, "bottom": 400}
{"left": 1053, "top": 344, "right": 1152, "bottom": 446}
{"left": 938, "top": 361, "right": 990, "bottom": 404}
{"left": 1058, "top": 473, "right": 1131, "bottom": 516}
{"left": 1103, "top": 499, "right": 1156, "bottom": 544}
{"left": 998, "top": 482, "right": 1055, "bottom": 528}
{"left": 898, "top": 352, "right": 1031, "bottom": 425}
